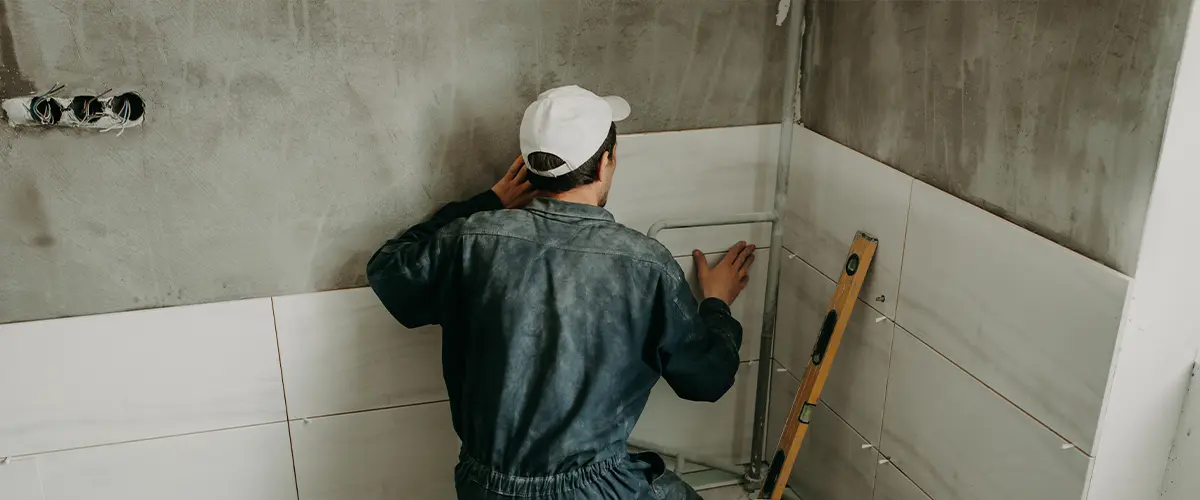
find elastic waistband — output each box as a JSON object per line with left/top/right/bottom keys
{"left": 457, "top": 451, "right": 628, "bottom": 497}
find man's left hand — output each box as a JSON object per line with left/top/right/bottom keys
{"left": 492, "top": 156, "right": 538, "bottom": 209}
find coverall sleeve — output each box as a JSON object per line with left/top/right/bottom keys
{"left": 366, "top": 190, "right": 504, "bottom": 328}
{"left": 653, "top": 263, "right": 744, "bottom": 403}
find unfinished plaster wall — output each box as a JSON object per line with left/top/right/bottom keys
{"left": 1091, "top": 0, "right": 1200, "bottom": 495}
{"left": 0, "top": 124, "right": 779, "bottom": 499}
{"left": 0, "top": 0, "right": 786, "bottom": 324}
{"left": 801, "top": 0, "right": 1191, "bottom": 274}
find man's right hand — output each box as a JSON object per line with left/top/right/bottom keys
{"left": 491, "top": 156, "right": 539, "bottom": 209}
{"left": 693, "top": 241, "right": 757, "bottom": 306}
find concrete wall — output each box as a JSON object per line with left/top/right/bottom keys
{"left": 1088, "top": 0, "right": 1200, "bottom": 496}
{"left": 0, "top": 125, "right": 777, "bottom": 499}
{"left": 0, "top": 0, "right": 787, "bottom": 324}
{"left": 1161, "top": 365, "right": 1200, "bottom": 499}
{"left": 801, "top": 0, "right": 1191, "bottom": 274}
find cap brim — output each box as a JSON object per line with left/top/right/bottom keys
{"left": 604, "top": 96, "right": 631, "bottom": 122}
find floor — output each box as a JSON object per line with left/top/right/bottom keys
{"left": 684, "top": 468, "right": 801, "bottom": 500}
{"left": 699, "top": 486, "right": 758, "bottom": 500}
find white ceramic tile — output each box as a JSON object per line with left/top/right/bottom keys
{"left": 783, "top": 128, "right": 913, "bottom": 318}
{"left": 291, "top": 402, "right": 460, "bottom": 500}
{"left": 0, "top": 299, "right": 286, "bottom": 457}
{"left": 767, "top": 362, "right": 800, "bottom": 454}
{"left": 632, "top": 361, "right": 758, "bottom": 466}
{"left": 791, "top": 403, "right": 878, "bottom": 500}
{"left": 680, "top": 249, "right": 769, "bottom": 362}
{"left": 896, "top": 181, "right": 1130, "bottom": 453}
{"left": 872, "top": 464, "right": 931, "bottom": 500}
{"left": 0, "top": 459, "right": 43, "bottom": 500}
{"left": 774, "top": 253, "right": 893, "bottom": 443}
{"left": 766, "top": 367, "right": 878, "bottom": 500}
{"left": 37, "top": 423, "right": 296, "bottom": 500}
{"left": 608, "top": 125, "right": 778, "bottom": 256}
{"left": 881, "top": 329, "right": 1091, "bottom": 500}
{"left": 273, "top": 287, "right": 446, "bottom": 419}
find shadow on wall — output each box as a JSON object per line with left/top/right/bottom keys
{"left": 0, "top": 0, "right": 36, "bottom": 97}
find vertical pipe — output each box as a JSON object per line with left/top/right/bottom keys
{"left": 748, "top": 0, "right": 806, "bottom": 479}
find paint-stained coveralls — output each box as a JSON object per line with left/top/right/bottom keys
{"left": 368, "top": 190, "right": 742, "bottom": 500}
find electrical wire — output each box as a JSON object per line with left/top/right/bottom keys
{"left": 26, "top": 83, "right": 66, "bottom": 125}
{"left": 101, "top": 100, "right": 131, "bottom": 136}
{"left": 82, "top": 88, "right": 113, "bottom": 124}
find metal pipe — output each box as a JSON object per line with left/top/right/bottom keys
{"left": 646, "top": 212, "right": 777, "bottom": 240}
{"left": 627, "top": 438, "right": 745, "bottom": 476}
{"left": 748, "top": 0, "right": 806, "bottom": 482}
{"left": 691, "top": 477, "right": 746, "bottom": 492}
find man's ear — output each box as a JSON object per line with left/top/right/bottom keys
{"left": 600, "top": 151, "right": 615, "bottom": 176}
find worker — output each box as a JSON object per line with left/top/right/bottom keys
{"left": 367, "top": 84, "right": 756, "bottom": 500}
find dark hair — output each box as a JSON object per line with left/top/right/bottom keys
{"left": 526, "top": 123, "right": 618, "bottom": 193}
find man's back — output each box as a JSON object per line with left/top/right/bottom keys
{"left": 368, "top": 193, "right": 744, "bottom": 498}
{"left": 368, "top": 82, "right": 755, "bottom": 500}
{"left": 448, "top": 198, "right": 697, "bottom": 475}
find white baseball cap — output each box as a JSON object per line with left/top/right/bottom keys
{"left": 520, "top": 85, "right": 631, "bottom": 178}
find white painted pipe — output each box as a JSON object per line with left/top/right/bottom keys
{"left": 646, "top": 212, "right": 777, "bottom": 239}
{"left": 641, "top": 0, "right": 808, "bottom": 492}
{"left": 748, "top": 0, "right": 806, "bottom": 482}
{"left": 627, "top": 438, "right": 745, "bottom": 476}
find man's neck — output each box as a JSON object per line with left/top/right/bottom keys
{"left": 548, "top": 189, "right": 601, "bottom": 207}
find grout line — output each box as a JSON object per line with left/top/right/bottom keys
{"left": 781, "top": 246, "right": 889, "bottom": 319}
{"left": 817, "top": 390, "right": 874, "bottom": 448}
{"left": 7, "top": 419, "right": 292, "bottom": 459}
{"left": 875, "top": 322, "right": 898, "bottom": 458}
{"left": 771, "top": 363, "right": 872, "bottom": 446}
{"left": 775, "top": 361, "right": 801, "bottom": 385}
{"left": 886, "top": 459, "right": 938, "bottom": 500}
{"left": 33, "top": 454, "right": 46, "bottom": 500}
{"left": 766, "top": 361, "right": 800, "bottom": 448}
{"left": 872, "top": 452, "right": 881, "bottom": 498}
{"left": 896, "top": 326, "right": 1092, "bottom": 457}
{"left": 893, "top": 180, "right": 915, "bottom": 327}
{"left": 289, "top": 398, "right": 451, "bottom": 423}
{"left": 876, "top": 180, "right": 915, "bottom": 453}
{"left": 270, "top": 297, "right": 302, "bottom": 500}
{"left": 910, "top": 179, "right": 1129, "bottom": 278}
{"left": 8, "top": 400, "right": 457, "bottom": 463}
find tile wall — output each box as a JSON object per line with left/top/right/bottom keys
{"left": 769, "top": 129, "right": 1131, "bottom": 500}
{"left": 0, "top": 124, "right": 1135, "bottom": 498}
{"left": 0, "top": 125, "right": 780, "bottom": 498}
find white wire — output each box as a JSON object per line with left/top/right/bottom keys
{"left": 83, "top": 89, "right": 113, "bottom": 124}
{"left": 26, "top": 83, "right": 65, "bottom": 125}
{"left": 116, "top": 101, "right": 130, "bottom": 137}
{"left": 101, "top": 100, "right": 131, "bottom": 135}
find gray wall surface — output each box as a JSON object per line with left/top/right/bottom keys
{"left": 801, "top": 0, "right": 1190, "bottom": 274}
{"left": 0, "top": 0, "right": 787, "bottom": 324}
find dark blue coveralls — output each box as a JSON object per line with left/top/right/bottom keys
{"left": 368, "top": 191, "right": 743, "bottom": 499}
